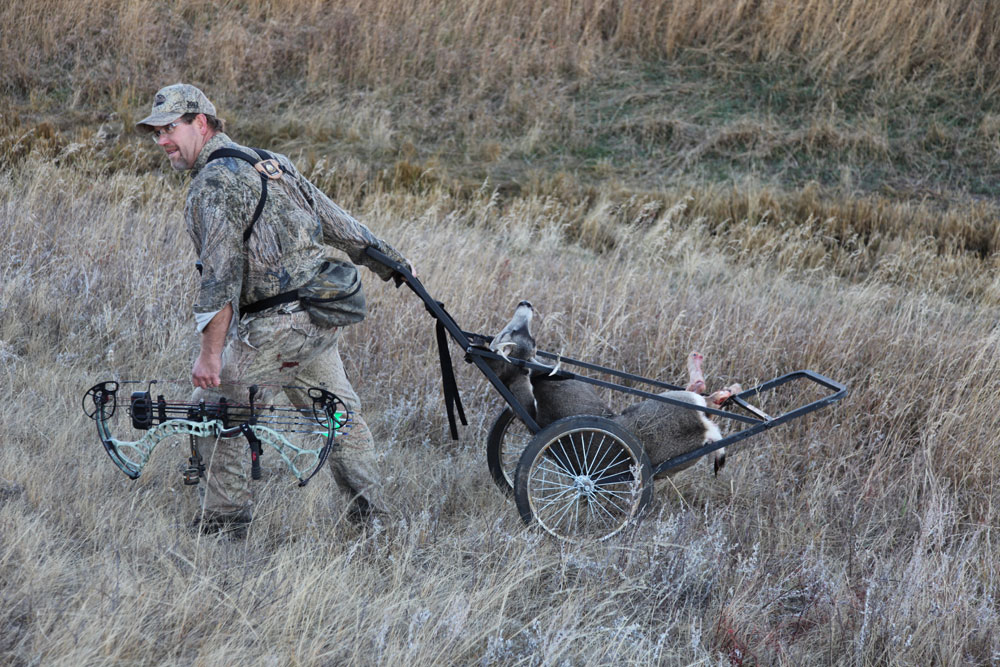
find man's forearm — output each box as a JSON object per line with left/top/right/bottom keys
{"left": 192, "top": 303, "right": 233, "bottom": 388}
{"left": 201, "top": 303, "right": 232, "bottom": 355}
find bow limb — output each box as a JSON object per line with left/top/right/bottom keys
{"left": 247, "top": 424, "right": 334, "bottom": 486}
{"left": 276, "top": 385, "right": 345, "bottom": 486}
{"left": 84, "top": 379, "right": 225, "bottom": 479}
{"left": 98, "top": 417, "right": 225, "bottom": 480}
{"left": 98, "top": 420, "right": 331, "bottom": 484}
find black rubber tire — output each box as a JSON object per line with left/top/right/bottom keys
{"left": 485, "top": 407, "right": 533, "bottom": 495}
{"left": 514, "top": 415, "right": 653, "bottom": 542}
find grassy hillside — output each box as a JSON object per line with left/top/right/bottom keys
{"left": 2, "top": 1, "right": 999, "bottom": 664}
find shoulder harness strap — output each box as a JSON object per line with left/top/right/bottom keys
{"left": 205, "top": 147, "right": 285, "bottom": 242}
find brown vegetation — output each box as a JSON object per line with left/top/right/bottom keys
{"left": 2, "top": 1, "right": 999, "bottom": 664}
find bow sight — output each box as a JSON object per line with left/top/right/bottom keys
{"left": 83, "top": 380, "right": 349, "bottom": 486}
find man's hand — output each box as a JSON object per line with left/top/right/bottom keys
{"left": 192, "top": 350, "right": 223, "bottom": 388}
{"left": 394, "top": 258, "right": 417, "bottom": 286}
{"left": 192, "top": 304, "right": 233, "bottom": 388}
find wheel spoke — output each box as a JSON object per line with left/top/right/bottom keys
{"left": 586, "top": 495, "right": 623, "bottom": 529}
{"left": 488, "top": 408, "right": 533, "bottom": 495}
{"left": 532, "top": 444, "right": 584, "bottom": 529}
{"left": 535, "top": 497, "right": 580, "bottom": 525}
{"left": 531, "top": 471, "right": 578, "bottom": 503}
{"left": 545, "top": 493, "right": 580, "bottom": 530}
{"left": 531, "top": 482, "right": 579, "bottom": 505}
{"left": 530, "top": 467, "right": 578, "bottom": 496}
{"left": 502, "top": 425, "right": 529, "bottom": 478}
{"left": 581, "top": 431, "right": 606, "bottom": 476}
{"left": 568, "top": 432, "right": 587, "bottom": 476}
{"left": 591, "top": 446, "right": 634, "bottom": 481}
{"left": 535, "top": 455, "right": 577, "bottom": 480}
{"left": 590, "top": 486, "right": 636, "bottom": 504}
{"left": 589, "top": 489, "right": 631, "bottom": 521}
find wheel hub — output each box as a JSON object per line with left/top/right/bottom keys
{"left": 573, "top": 475, "right": 596, "bottom": 498}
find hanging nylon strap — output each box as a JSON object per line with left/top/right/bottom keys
{"left": 431, "top": 301, "right": 467, "bottom": 440}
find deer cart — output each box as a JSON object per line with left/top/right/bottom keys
{"left": 368, "top": 248, "right": 847, "bottom": 541}
{"left": 369, "top": 250, "right": 849, "bottom": 539}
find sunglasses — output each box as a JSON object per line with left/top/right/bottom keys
{"left": 150, "top": 120, "right": 188, "bottom": 141}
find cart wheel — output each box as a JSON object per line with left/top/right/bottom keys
{"left": 485, "top": 408, "right": 533, "bottom": 495}
{"left": 514, "top": 416, "right": 652, "bottom": 541}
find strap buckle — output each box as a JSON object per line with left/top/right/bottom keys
{"left": 254, "top": 159, "right": 283, "bottom": 180}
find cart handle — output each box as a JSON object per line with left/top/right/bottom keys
{"left": 365, "top": 246, "right": 468, "bottom": 340}
{"left": 364, "top": 246, "right": 542, "bottom": 436}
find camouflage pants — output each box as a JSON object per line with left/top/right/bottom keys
{"left": 190, "top": 308, "right": 386, "bottom": 521}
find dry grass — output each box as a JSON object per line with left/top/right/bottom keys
{"left": 2, "top": 1, "right": 1000, "bottom": 664}
{"left": 6, "top": 0, "right": 1000, "bottom": 98}
{"left": 5, "top": 0, "right": 1000, "bottom": 199}
{"left": 2, "top": 148, "right": 999, "bottom": 664}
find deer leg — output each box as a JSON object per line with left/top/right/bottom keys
{"left": 707, "top": 383, "right": 742, "bottom": 407}
{"left": 686, "top": 352, "right": 707, "bottom": 394}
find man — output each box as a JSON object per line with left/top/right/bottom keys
{"left": 136, "top": 83, "right": 412, "bottom": 536}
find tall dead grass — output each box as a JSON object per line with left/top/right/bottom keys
{"left": 1, "top": 151, "right": 998, "bottom": 664}
{"left": 6, "top": 0, "right": 1000, "bottom": 101}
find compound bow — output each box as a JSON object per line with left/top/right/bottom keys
{"left": 82, "top": 380, "right": 348, "bottom": 487}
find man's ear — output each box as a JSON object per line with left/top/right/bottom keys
{"left": 194, "top": 113, "right": 209, "bottom": 136}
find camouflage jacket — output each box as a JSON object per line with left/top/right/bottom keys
{"left": 185, "top": 133, "right": 410, "bottom": 318}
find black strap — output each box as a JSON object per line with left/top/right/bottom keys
{"left": 241, "top": 289, "right": 300, "bottom": 316}
{"left": 206, "top": 147, "right": 293, "bottom": 318}
{"left": 434, "top": 302, "right": 467, "bottom": 440}
{"left": 205, "top": 147, "right": 280, "bottom": 242}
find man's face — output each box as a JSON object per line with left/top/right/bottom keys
{"left": 152, "top": 115, "right": 205, "bottom": 171}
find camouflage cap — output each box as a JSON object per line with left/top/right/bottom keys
{"left": 135, "top": 83, "right": 216, "bottom": 131}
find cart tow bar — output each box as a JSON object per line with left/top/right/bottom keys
{"left": 368, "top": 246, "right": 469, "bottom": 440}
